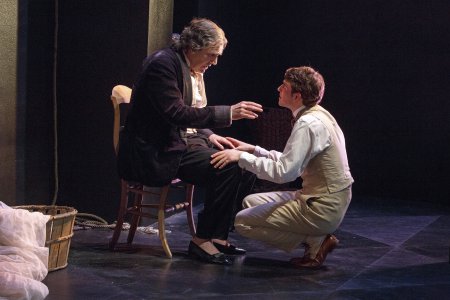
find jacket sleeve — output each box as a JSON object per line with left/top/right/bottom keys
{"left": 141, "top": 52, "right": 231, "bottom": 129}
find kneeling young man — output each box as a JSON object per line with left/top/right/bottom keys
{"left": 211, "top": 66, "right": 354, "bottom": 268}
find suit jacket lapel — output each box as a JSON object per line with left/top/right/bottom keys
{"left": 175, "top": 51, "right": 193, "bottom": 106}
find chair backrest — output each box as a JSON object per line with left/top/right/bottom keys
{"left": 111, "top": 85, "right": 132, "bottom": 155}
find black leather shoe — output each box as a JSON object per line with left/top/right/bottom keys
{"left": 188, "top": 241, "right": 232, "bottom": 265}
{"left": 213, "top": 242, "right": 246, "bottom": 255}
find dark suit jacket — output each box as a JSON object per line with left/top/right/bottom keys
{"left": 118, "top": 46, "right": 231, "bottom": 186}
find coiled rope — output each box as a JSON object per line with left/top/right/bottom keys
{"left": 74, "top": 213, "right": 169, "bottom": 234}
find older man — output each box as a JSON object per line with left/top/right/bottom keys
{"left": 118, "top": 18, "right": 262, "bottom": 265}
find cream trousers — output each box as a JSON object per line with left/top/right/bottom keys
{"left": 234, "top": 187, "right": 352, "bottom": 252}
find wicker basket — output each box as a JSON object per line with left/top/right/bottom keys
{"left": 14, "top": 205, "right": 77, "bottom": 272}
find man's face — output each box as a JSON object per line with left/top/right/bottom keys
{"left": 277, "top": 80, "right": 300, "bottom": 110}
{"left": 187, "top": 44, "right": 224, "bottom": 74}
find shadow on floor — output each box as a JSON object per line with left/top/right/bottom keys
{"left": 43, "top": 197, "right": 450, "bottom": 299}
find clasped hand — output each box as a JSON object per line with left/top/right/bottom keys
{"left": 210, "top": 137, "right": 256, "bottom": 169}
{"left": 208, "top": 134, "right": 235, "bottom": 150}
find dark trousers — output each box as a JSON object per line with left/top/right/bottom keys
{"left": 176, "top": 135, "right": 255, "bottom": 240}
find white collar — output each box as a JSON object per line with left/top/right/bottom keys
{"left": 292, "top": 106, "right": 305, "bottom": 118}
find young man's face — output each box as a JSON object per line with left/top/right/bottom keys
{"left": 186, "top": 44, "right": 224, "bottom": 74}
{"left": 277, "top": 79, "right": 301, "bottom": 111}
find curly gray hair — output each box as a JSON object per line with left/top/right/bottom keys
{"left": 172, "top": 18, "right": 227, "bottom": 51}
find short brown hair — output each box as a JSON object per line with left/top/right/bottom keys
{"left": 284, "top": 66, "right": 325, "bottom": 107}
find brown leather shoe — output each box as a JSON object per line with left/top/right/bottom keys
{"left": 290, "top": 234, "right": 339, "bottom": 269}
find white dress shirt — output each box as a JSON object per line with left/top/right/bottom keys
{"left": 186, "top": 55, "right": 207, "bottom": 133}
{"left": 238, "top": 109, "right": 332, "bottom": 184}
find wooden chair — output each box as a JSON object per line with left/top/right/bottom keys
{"left": 109, "top": 85, "right": 196, "bottom": 258}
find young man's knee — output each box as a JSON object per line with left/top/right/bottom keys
{"left": 233, "top": 215, "right": 251, "bottom": 236}
{"left": 242, "top": 194, "right": 262, "bottom": 208}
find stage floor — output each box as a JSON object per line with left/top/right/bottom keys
{"left": 43, "top": 196, "right": 450, "bottom": 299}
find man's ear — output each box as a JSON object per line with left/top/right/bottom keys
{"left": 294, "top": 92, "right": 303, "bottom": 105}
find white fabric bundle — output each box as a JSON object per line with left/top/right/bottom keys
{"left": 0, "top": 202, "right": 50, "bottom": 300}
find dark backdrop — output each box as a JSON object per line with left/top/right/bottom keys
{"left": 21, "top": 0, "right": 450, "bottom": 221}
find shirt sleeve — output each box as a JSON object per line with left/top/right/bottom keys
{"left": 238, "top": 115, "right": 331, "bottom": 184}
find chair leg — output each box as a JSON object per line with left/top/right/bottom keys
{"left": 127, "top": 191, "right": 142, "bottom": 245}
{"left": 186, "top": 184, "right": 196, "bottom": 237}
{"left": 158, "top": 185, "right": 172, "bottom": 258}
{"left": 109, "top": 181, "right": 129, "bottom": 250}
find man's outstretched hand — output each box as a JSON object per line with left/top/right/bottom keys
{"left": 231, "top": 101, "right": 263, "bottom": 120}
